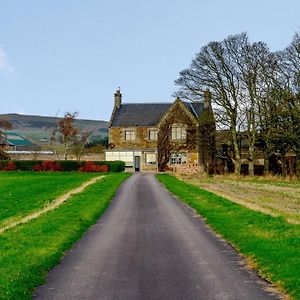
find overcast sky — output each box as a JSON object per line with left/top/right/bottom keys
{"left": 0, "top": 0, "right": 299, "bottom": 121}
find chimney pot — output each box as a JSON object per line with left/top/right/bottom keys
{"left": 114, "top": 89, "right": 122, "bottom": 109}
{"left": 204, "top": 89, "right": 212, "bottom": 109}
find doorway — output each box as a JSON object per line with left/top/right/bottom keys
{"left": 134, "top": 156, "right": 141, "bottom": 171}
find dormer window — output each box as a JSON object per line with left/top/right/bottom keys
{"left": 171, "top": 124, "right": 187, "bottom": 140}
{"left": 125, "top": 130, "right": 135, "bottom": 141}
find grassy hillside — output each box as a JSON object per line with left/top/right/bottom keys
{"left": 0, "top": 113, "right": 108, "bottom": 143}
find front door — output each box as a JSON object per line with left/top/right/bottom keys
{"left": 134, "top": 156, "right": 141, "bottom": 171}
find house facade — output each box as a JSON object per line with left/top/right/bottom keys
{"left": 0, "top": 136, "right": 15, "bottom": 151}
{"left": 105, "top": 90, "right": 214, "bottom": 171}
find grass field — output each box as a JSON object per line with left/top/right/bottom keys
{"left": 157, "top": 174, "right": 300, "bottom": 300}
{"left": 0, "top": 172, "right": 130, "bottom": 300}
{"left": 177, "top": 173, "right": 300, "bottom": 224}
{"left": 0, "top": 172, "right": 98, "bottom": 228}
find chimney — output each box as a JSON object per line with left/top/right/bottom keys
{"left": 204, "top": 89, "right": 212, "bottom": 109}
{"left": 114, "top": 88, "right": 122, "bottom": 109}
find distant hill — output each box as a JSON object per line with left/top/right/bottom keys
{"left": 0, "top": 113, "right": 108, "bottom": 144}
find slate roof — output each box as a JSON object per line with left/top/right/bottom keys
{"left": 183, "top": 102, "right": 204, "bottom": 118}
{"left": 110, "top": 101, "right": 204, "bottom": 127}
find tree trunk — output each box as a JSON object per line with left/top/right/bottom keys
{"left": 233, "top": 159, "right": 241, "bottom": 175}
{"left": 263, "top": 155, "right": 269, "bottom": 175}
{"left": 197, "top": 161, "right": 205, "bottom": 174}
{"left": 296, "top": 154, "right": 300, "bottom": 177}
{"left": 248, "top": 161, "right": 254, "bottom": 176}
{"left": 231, "top": 128, "right": 241, "bottom": 175}
{"left": 248, "top": 136, "right": 255, "bottom": 176}
{"left": 64, "top": 143, "right": 69, "bottom": 160}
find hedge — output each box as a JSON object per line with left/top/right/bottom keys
{"left": 0, "top": 160, "right": 125, "bottom": 173}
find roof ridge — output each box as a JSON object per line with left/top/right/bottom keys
{"left": 121, "top": 102, "right": 172, "bottom": 105}
{"left": 188, "top": 102, "right": 198, "bottom": 118}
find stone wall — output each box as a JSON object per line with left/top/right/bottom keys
{"left": 0, "top": 145, "right": 15, "bottom": 151}
{"left": 109, "top": 127, "right": 158, "bottom": 150}
{"left": 8, "top": 152, "right": 105, "bottom": 161}
{"left": 157, "top": 100, "right": 198, "bottom": 171}
{"left": 170, "top": 163, "right": 200, "bottom": 174}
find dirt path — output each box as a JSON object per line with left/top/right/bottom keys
{"left": 0, "top": 175, "right": 104, "bottom": 234}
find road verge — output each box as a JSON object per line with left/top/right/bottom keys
{"left": 0, "top": 173, "right": 131, "bottom": 300}
{"left": 157, "top": 174, "right": 299, "bottom": 300}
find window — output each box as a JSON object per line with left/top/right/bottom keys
{"left": 145, "top": 153, "right": 157, "bottom": 165}
{"left": 171, "top": 125, "right": 187, "bottom": 140}
{"left": 149, "top": 129, "right": 158, "bottom": 140}
{"left": 170, "top": 153, "right": 187, "bottom": 165}
{"left": 125, "top": 130, "right": 135, "bottom": 141}
{"left": 105, "top": 151, "right": 134, "bottom": 167}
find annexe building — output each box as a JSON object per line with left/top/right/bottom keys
{"left": 105, "top": 90, "right": 214, "bottom": 171}
{"left": 2, "top": 132, "right": 41, "bottom": 151}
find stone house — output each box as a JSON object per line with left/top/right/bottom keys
{"left": 105, "top": 90, "right": 215, "bottom": 171}
{"left": 0, "top": 136, "right": 15, "bottom": 151}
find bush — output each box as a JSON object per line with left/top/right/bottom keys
{"left": 14, "top": 160, "right": 43, "bottom": 171}
{"left": 59, "top": 160, "right": 81, "bottom": 171}
{"left": 79, "top": 161, "right": 109, "bottom": 173}
{"left": 32, "top": 164, "right": 42, "bottom": 172}
{"left": 4, "top": 161, "right": 16, "bottom": 171}
{"left": 0, "top": 160, "right": 125, "bottom": 172}
{"left": 33, "top": 161, "right": 62, "bottom": 172}
{"left": 95, "top": 161, "right": 125, "bottom": 172}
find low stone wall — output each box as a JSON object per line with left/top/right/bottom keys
{"left": 8, "top": 153, "right": 105, "bottom": 161}
{"left": 170, "top": 163, "right": 200, "bottom": 174}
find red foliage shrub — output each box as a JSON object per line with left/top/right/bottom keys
{"left": 33, "top": 161, "right": 62, "bottom": 172}
{"left": 32, "top": 164, "right": 42, "bottom": 171}
{"left": 79, "top": 161, "right": 108, "bottom": 173}
{"left": 4, "top": 161, "right": 16, "bottom": 171}
{"left": 98, "top": 164, "right": 109, "bottom": 172}
{"left": 41, "top": 161, "right": 62, "bottom": 171}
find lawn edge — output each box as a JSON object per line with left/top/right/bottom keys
{"left": 0, "top": 173, "right": 131, "bottom": 300}
{"left": 0, "top": 175, "right": 105, "bottom": 234}
{"left": 156, "top": 174, "right": 293, "bottom": 300}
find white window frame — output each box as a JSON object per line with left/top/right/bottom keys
{"left": 124, "top": 130, "right": 136, "bottom": 141}
{"left": 170, "top": 153, "right": 187, "bottom": 165}
{"left": 148, "top": 129, "right": 158, "bottom": 141}
{"left": 145, "top": 153, "right": 157, "bottom": 165}
{"left": 171, "top": 124, "right": 187, "bottom": 140}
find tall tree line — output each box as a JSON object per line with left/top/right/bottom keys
{"left": 175, "top": 32, "right": 300, "bottom": 176}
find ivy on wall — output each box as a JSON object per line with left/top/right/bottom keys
{"left": 157, "top": 100, "right": 197, "bottom": 171}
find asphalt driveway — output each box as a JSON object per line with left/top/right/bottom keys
{"left": 34, "top": 173, "right": 280, "bottom": 300}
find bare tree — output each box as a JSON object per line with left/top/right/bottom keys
{"left": 50, "top": 112, "right": 79, "bottom": 160}
{"left": 226, "top": 36, "right": 277, "bottom": 175}
{"left": 69, "top": 131, "right": 92, "bottom": 161}
{"left": 50, "top": 112, "right": 93, "bottom": 161}
{"left": 175, "top": 35, "right": 244, "bottom": 174}
{"left": 175, "top": 30, "right": 300, "bottom": 176}
{"left": 279, "top": 31, "right": 300, "bottom": 93}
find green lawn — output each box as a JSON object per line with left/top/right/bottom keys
{"left": 157, "top": 174, "right": 300, "bottom": 300}
{"left": 0, "top": 172, "right": 98, "bottom": 228}
{"left": 177, "top": 173, "right": 300, "bottom": 224}
{"left": 0, "top": 172, "right": 130, "bottom": 300}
